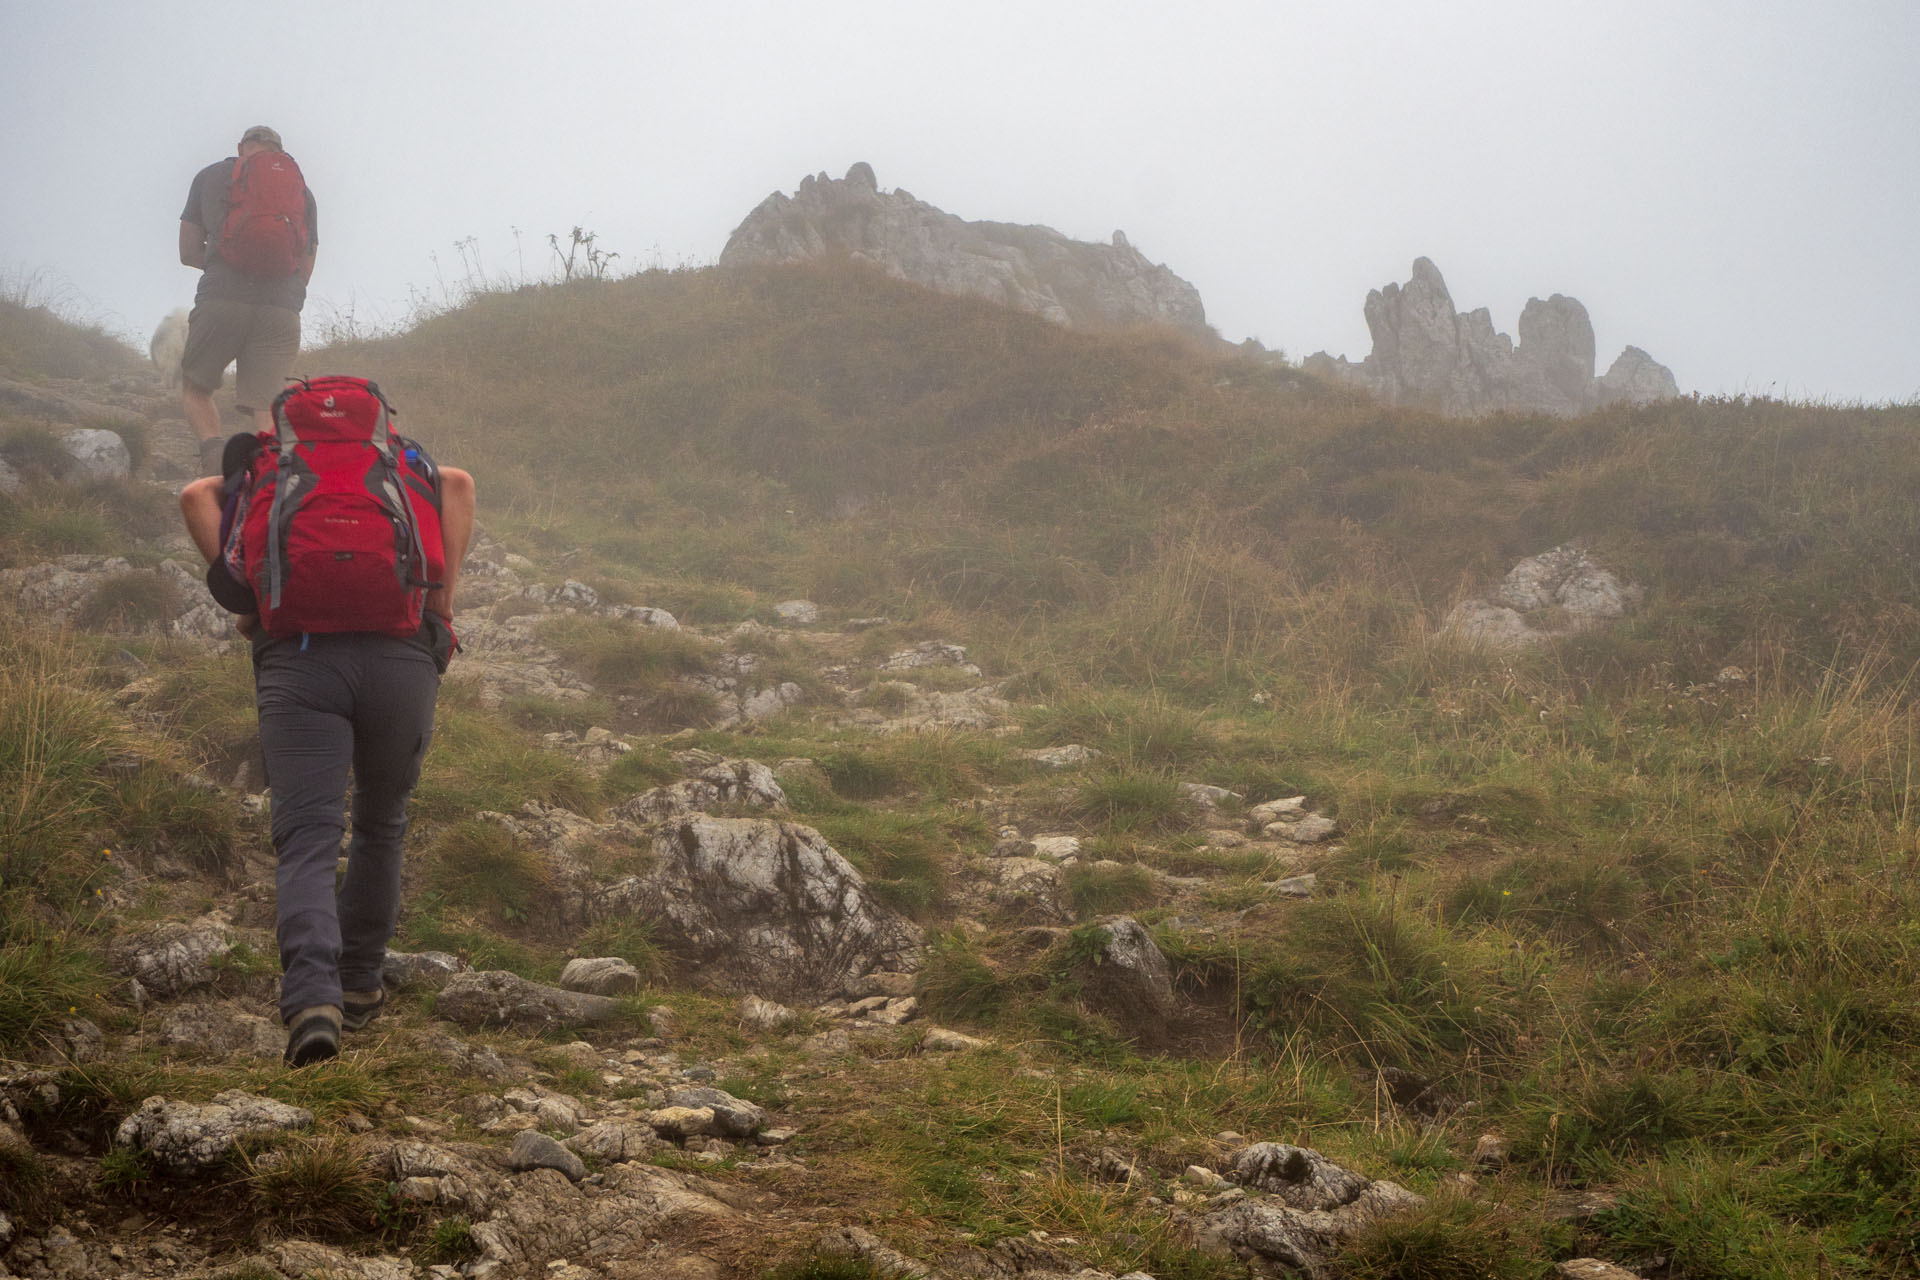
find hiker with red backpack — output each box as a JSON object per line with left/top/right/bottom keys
{"left": 177, "top": 125, "right": 318, "bottom": 478}
{"left": 179, "top": 377, "right": 475, "bottom": 1066}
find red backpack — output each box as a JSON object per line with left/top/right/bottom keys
{"left": 219, "top": 150, "right": 310, "bottom": 277}
{"left": 223, "top": 377, "right": 445, "bottom": 639}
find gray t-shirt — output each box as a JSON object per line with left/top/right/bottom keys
{"left": 181, "top": 157, "right": 319, "bottom": 312}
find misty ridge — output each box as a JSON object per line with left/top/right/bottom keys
{"left": 3, "top": 155, "right": 1920, "bottom": 1280}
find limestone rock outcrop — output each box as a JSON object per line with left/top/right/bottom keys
{"left": 721, "top": 163, "right": 1209, "bottom": 336}
{"left": 589, "top": 814, "right": 925, "bottom": 1001}
{"left": 1444, "top": 544, "right": 1643, "bottom": 648}
{"left": 1304, "top": 258, "right": 1676, "bottom": 417}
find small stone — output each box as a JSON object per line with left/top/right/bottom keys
{"left": 1272, "top": 874, "right": 1316, "bottom": 898}
{"left": 382, "top": 950, "right": 462, "bottom": 989}
{"left": 756, "top": 1128, "right": 798, "bottom": 1146}
{"left": 739, "top": 994, "right": 798, "bottom": 1032}
{"left": 1185, "top": 1165, "right": 1227, "bottom": 1188}
{"left": 1554, "top": 1262, "right": 1647, "bottom": 1280}
{"left": 394, "top": 1176, "right": 442, "bottom": 1202}
{"left": 1180, "top": 783, "right": 1243, "bottom": 809}
{"left": 1018, "top": 745, "right": 1101, "bottom": 770}
{"left": 1030, "top": 835, "right": 1082, "bottom": 860}
{"left": 772, "top": 600, "right": 820, "bottom": 625}
{"left": 922, "top": 1027, "right": 990, "bottom": 1052}
{"left": 846, "top": 971, "right": 917, "bottom": 999}
{"left": 559, "top": 956, "right": 643, "bottom": 996}
{"left": 665, "top": 1086, "right": 766, "bottom": 1138}
{"left": 509, "top": 1130, "right": 586, "bottom": 1181}
{"left": 557, "top": 1041, "right": 601, "bottom": 1070}
{"left": 1263, "top": 814, "right": 1337, "bottom": 843}
{"left": 646, "top": 1106, "right": 715, "bottom": 1139}
{"left": 866, "top": 996, "right": 919, "bottom": 1026}
{"left": 533, "top": 1097, "right": 582, "bottom": 1133}
{"left": 1247, "top": 796, "right": 1306, "bottom": 821}
{"left": 1471, "top": 1133, "right": 1508, "bottom": 1170}
{"left": 647, "top": 1005, "right": 678, "bottom": 1038}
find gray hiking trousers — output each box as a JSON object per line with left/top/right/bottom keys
{"left": 253, "top": 632, "right": 439, "bottom": 1022}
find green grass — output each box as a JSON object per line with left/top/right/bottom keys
{"left": 542, "top": 615, "right": 716, "bottom": 698}
{"left": 421, "top": 817, "right": 555, "bottom": 926}
{"left": 1070, "top": 767, "right": 1193, "bottom": 834}
{"left": 241, "top": 1132, "right": 389, "bottom": 1237}
{"left": 799, "top": 805, "right": 961, "bottom": 916}
{"left": 74, "top": 570, "right": 182, "bottom": 633}
{"left": 412, "top": 686, "right": 602, "bottom": 822}
{"left": 1330, "top": 1196, "right": 1546, "bottom": 1280}
{"left": 416, "top": 1215, "right": 483, "bottom": 1267}
{"left": 1064, "top": 861, "right": 1158, "bottom": 916}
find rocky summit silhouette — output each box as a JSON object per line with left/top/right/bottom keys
{"left": 1303, "top": 257, "right": 1678, "bottom": 417}
{"left": 720, "top": 162, "right": 1209, "bottom": 337}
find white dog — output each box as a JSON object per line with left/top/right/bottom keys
{"left": 149, "top": 308, "right": 189, "bottom": 390}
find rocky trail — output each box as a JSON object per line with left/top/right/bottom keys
{"left": 1, "top": 372, "right": 1637, "bottom": 1280}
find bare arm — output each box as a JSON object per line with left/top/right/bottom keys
{"left": 426, "top": 467, "right": 474, "bottom": 620}
{"left": 179, "top": 220, "right": 207, "bottom": 270}
{"left": 179, "top": 476, "right": 224, "bottom": 561}
{"left": 180, "top": 476, "right": 260, "bottom": 636}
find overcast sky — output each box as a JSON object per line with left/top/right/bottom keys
{"left": 3, "top": 0, "right": 1915, "bottom": 403}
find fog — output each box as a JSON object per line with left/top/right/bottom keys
{"left": 2, "top": 0, "right": 1915, "bottom": 403}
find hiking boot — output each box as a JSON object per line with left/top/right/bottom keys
{"left": 341, "top": 987, "right": 387, "bottom": 1032}
{"left": 284, "top": 1005, "right": 341, "bottom": 1067}
{"left": 196, "top": 435, "right": 225, "bottom": 478}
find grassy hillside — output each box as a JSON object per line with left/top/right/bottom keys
{"left": 0, "top": 296, "right": 144, "bottom": 382}
{"left": 5, "top": 265, "right": 1920, "bottom": 1277}
{"left": 319, "top": 263, "right": 1920, "bottom": 693}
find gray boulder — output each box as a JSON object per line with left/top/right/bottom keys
{"left": 155, "top": 1003, "right": 282, "bottom": 1060}
{"left": 722, "top": 163, "right": 1208, "bottom": 336}
{"left": 1193, "top": 1143, "right": 1426, "bottom": 1275}
{"left": 611, "top": 757, "right": 788, "bottom": 823}
{"left": 113, "top": 1090, "right": 312, "bottom": 1171}
{"left": 434, "top": 970, "right": 623, "bottom": 1032}
{"left": 108, "top": 915, "right": 234, "bottom": 998}
{"left": 559, "top": 956, "right": 644, "bottom": 996}
{"left": 566, "top": 1119, "right": 662, "bottom": 1164}
{"left": 665, "top": 1086, "right": 766, "bottom": 1138}
{"left": 1445, "top": 544, "right": 1642, "bottom": 648}
{"left": 1079, "top": 917, "right": 1176, "bottom": 1026}
{"left": 59, "top": 428, "right": 131, "bottom": 480}
{"left": 588, "top": 815, "right": 923, "bottom": 1001}
{"left": 508, "top": 1129, "right": 587, "bottom": 1181}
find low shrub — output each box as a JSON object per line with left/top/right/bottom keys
{"left": 1065, "top": 861, "right": 1157, "bottom": 917}
{"left": 1331, "top": 1196, "right": 1544, "bottom": 1280}
{"left": 422, "top": 818, "right": 555, "bottom": 926}
{"left": 74, "top": 570, "right": 182, "bottom": 633}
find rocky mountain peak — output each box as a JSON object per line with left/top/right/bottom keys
{"left": 1306, "top": 258, "right": 1677, "bottom": 416}
{"left": 719, "top": 163, "right": 1210, "bottom": 337}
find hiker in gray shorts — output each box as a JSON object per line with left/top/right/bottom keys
{"left": 179, "top": 443, "right": 475, "bottom": 1065}
{"left": 177, "top": 125, "right": 318, "bottom": 477}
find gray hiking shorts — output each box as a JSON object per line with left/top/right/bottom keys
{"left": 181, "top": 298, "right": 301, "bottom": 411}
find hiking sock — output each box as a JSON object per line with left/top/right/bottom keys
{"left": 284, "top": 1004, "right": 342, "bottom": 1067}
{"left": 341, "top": 987, "right": 387, "bottom": 1032}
